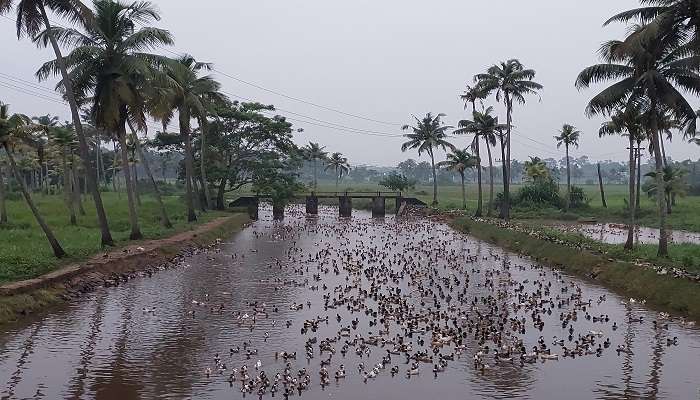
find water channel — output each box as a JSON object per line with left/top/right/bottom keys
{"left": 1, "top": 206, "right": 699, "bottom": 399}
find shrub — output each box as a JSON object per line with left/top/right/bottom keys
{"left": 568, "top": 185, "right": 590, "bottom": 209}
{"left": 515, "top": 178, "right": 562, "bottom": 208}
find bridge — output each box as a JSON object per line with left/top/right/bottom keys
{"left": 229, "top": 191, "right": 427, "bottom": 220}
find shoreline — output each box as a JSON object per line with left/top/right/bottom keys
{"left": 450, "top": 216, "right": 700, "bottom": 321}
{"left": 0, "top": 213, "right": 250, "bottom": 325}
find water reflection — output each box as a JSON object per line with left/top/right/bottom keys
{"left": 553, "top": 223, "right": 700, "bottom": 245}
{"left": 0, "top": 206, "right": 698, "bottom": 400}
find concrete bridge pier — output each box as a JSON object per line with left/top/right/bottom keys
{"left": 339, "top": 196, "right": 352, "bottom": 218}
{"left": 272, "top": 203, "right": 285, "bottom": 220}
{"left": 395, "top": 196, "right": 403, "bottom": 214}
{"left": 305, "top": 195, "right": 319, "bottom": 215}
{"left": 372, "top": 196, "right": 385, "bottom": 218}
{"left": 247, "top": 198, "right": 260, "bottom": 220}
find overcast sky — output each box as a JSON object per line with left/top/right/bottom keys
{"left": 2, "top": 0, "right": 698, "bottom": 166}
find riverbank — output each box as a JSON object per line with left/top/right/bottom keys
{"left": 0, "top": 213, "right": 249, "bottom": 325}
{"left": 450, "top": 217, "right": 700, "bottom": 321}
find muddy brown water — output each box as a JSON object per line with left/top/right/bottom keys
{"left": 1, "top": 206, "right": 699, "bottom": 400}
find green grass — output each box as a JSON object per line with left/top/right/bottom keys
{"left": 519, "top": 223, "right": 700, "bottom": 274}
{"left": 0, "top": 191, "right": 230, "bottom": 284}
{"left": 452, "top": 217, "right": 700, "bottom": 320}
{"left": 309, "top": 181, "right": 700, "bottom": 232}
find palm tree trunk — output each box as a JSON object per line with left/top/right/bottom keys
{"left": 636, "top": 141, "right": 642, "bottom": 211}
{"left": 133, "top": 163, "right": 141, "bottom": 207}
{"left": 198, "top": 118, "right": 212, "bottom": 209}
{"left": 39, "top": 5, "right": 113, "bottom": 247}
{"left": 5, "top": 144, "right": 65, "bottom": 258}
{"left": 487, "top": 142, "right": 494, "bottom": 217}
{"left": 649, "top": 110, "right": 668, "bottom": 257}
{"left": 0, "top": 164, "right": 7, "bottom": 224}
{"left": 180, "top": 110, "right": 197, "bottom": 222}
{"left": 565, "top": 145, "right": 571, "bottom": 210}
{"left": 498, "top": 133, "right": 508, "bottom": 219}
{"left": 460, "top": 172, "right": 466, "bottom": 210}
{"left": 597, "top": 163, "right": 607, "bottom": 208}
{"left": 503, "top": 96, "right": 512, "bottom": 220}
{"left": 129, "top": 123, "right": 172, "bottom": 228}
{"left": 335, "top": 167, "right": 339, "bottom": 191}
{"left": 474, "top": 136, "right": 483, "bottom": 216}
{"left": 625, "top": 137, "right": 636, "bottom": 250}
{"left": 116, "top": 123, "right": 143, "bottom": 240}
{"left": 62, "top": 150, "right": 77, "bottom": 225}
{"left": 313, "top": 159, "right": 318, "bottom": 190}
{"left": 429, "top": 150, "right": 438, "bottom": 206}
{"left": 71, "top": 153, "right": 85, "bottom": 216}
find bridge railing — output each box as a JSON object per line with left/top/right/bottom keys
{"left": 235, "top": 191, "right": 404, "bottom": 198}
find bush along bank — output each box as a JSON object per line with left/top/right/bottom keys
{"left": 450, "top": 217, "right": 700, "bottom": 321}
{"left": 0, "top": 213, "right": 250, "bottom": 325}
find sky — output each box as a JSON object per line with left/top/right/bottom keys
{"left": 2, "top": 0, "right": 699, "bottom": 167}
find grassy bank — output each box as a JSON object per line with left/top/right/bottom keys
{"left": 451, "top": 217, "right": 700, "bottom": 320}
{"left": 517, "top": 222, "right": 700, "bottom": 274}
{"left": 0, "top": 192, "right": 229, "bottom": 284}
{"left": 0, "top": 213, "right": 250, "bottom": 325}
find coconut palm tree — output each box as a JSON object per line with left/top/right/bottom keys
{"left": 50, "top": 124, "right": 78, "bottom": 225}
{"left": 0, "top": 153, "right": 8, "bottom": 224}
{"left": 0, "top": 102, "right": 66, "bottom": 257}
{"left": 38, "top": 0, "right": 174, "bottom": 240}
{"left": 599, "top": 106, "right": 646, "bottom": 250}
{"left": 1, "top": 0, "right": 116, "bottom": 246}
{"left": 604, "top": 0, "right": 700, "bottom": 52}
{"left": 127, "top": 122, "right": 172, "bottom": 228}
{"left": 459, "top": 85, "right": 488, "bottom": 216}
{"left": 554, "top": 124, "right": 581, "bottom": 209}
{"left": 401, "top": 113, "right": 455, "bottom": 206}
{"left": 152, "top": 55, "right": 228, "bottom": 221}
{"left": 575, "top": 24, "right": 698, "bottom": 257}
{"left": 475, "top": 59, "right": 542, "bottom": 220}
{"left": 303, "top": 142, "right": 327, "bottom": 190}
{"left": 324, "top": 152, "right": 350, "bottom": 191}
{"left": 438, "top": 149, "right": 477, "bottom": 210}
{"left": 524, "top": 156, "right": 550, "bottom": 182}
{"left": 455, "top": 106, "right": 505, "bottom": 216}
{"left": 644, "top": 166, "right": 688, "bottom": 214}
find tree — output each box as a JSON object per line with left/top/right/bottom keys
{"left": 524, "top": 157, "right": 550, "bottom": 182}
{"left": 438, "top": 149, "right": 477, "bottom": 210}
{"left": 600, "top": 106, "right": 645, "bottom": 250}
{"left": 303, "top": 142, "right": 327, "bottom": 190}
{"left": 198, "top": 102, "right": 297, "bottom": 210}
{"left": 476, "top": 59, "right": 543, "bottom": 220}
{"left": 401, "top": 113, "right": 455, "bottom": 206}
{"left": 324, "top": 152, "right": 350, "bottom": 190}
{"left": 50, "top": 124, "right": 78, "bottom": 225}
{"left": 554, "top": 124, "right": 581, "bottom": 209}
{"left": 38, "top": 0, "right": 175, "bottom": 240}
{"left": 2, "top": 0, "right": 115, "bottom": 246}
{"left": 379, "top": 173, "right": 416, "bottom": 192}
{"left": 0, "top": 154, "right": 6, "bottom": 224}
{"left": 127, "top": 123, "right": 172, "bottom": 228}
{"left": 576, "top": 22, "right": 698, "bottom": 257}
{"left": 644, "top": 166, "right": 688, "bottom": 214}
{"left": 455, "top": 106, "right": 504, "bottom": 216}
{"left": 0, "top": 102, "right": 66, "bottom": 257}
{"left": 153, "top": 55, "right": 228, "bottom": 220}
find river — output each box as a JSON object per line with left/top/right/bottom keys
{"left": 1, "top": 206, "right": 699, "bottom": 399}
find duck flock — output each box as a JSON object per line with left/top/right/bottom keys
{"left": 176, "top": 205, "right": 696, "bottom": 399}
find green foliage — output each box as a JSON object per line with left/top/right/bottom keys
{"left": 568, "top": 185, "right": 590, "bottom": 209}
{"left": 0, "top": 192, "right": 233, "bottom": 284}
{"left": 515, "top": 178, "right": 562, "bottom": 208}
{"left": 378, "top": 173, "right": 416, "bottom": 192}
